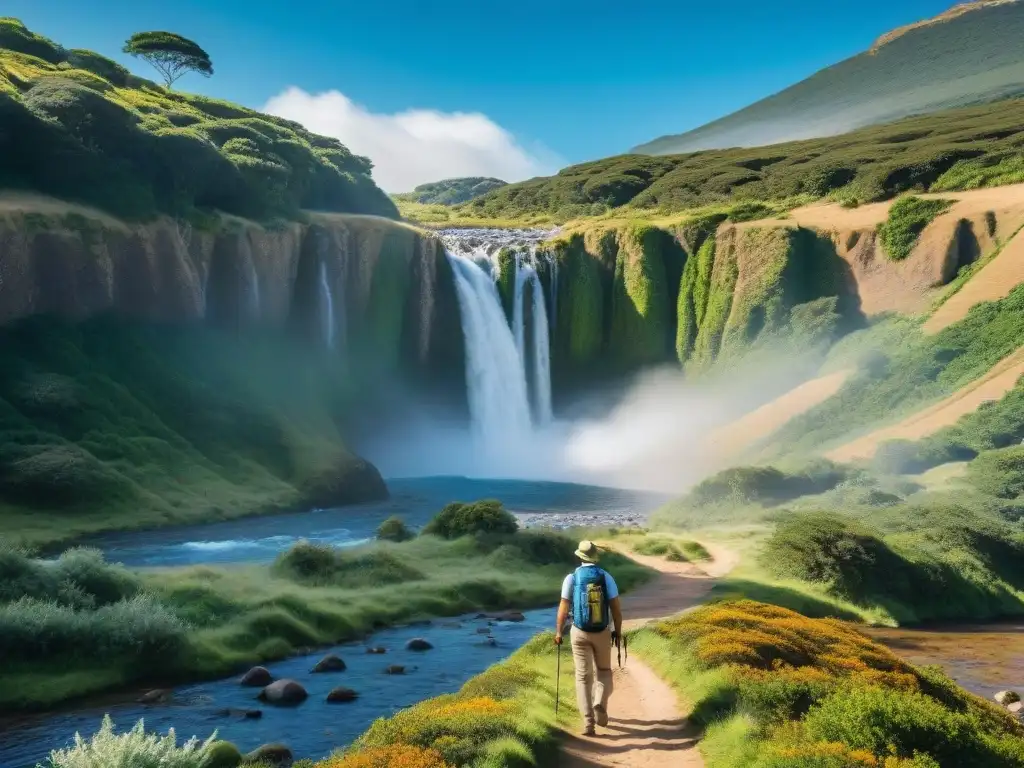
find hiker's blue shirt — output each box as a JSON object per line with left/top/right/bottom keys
{"left": 561, "top": 564, "right": 619, "bottom": 601}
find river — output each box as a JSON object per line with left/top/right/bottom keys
{"left": 866, "top": 621, "right": 1024, "bottom": 703}
{"left": 3, "top": 476, "right": 666, "bottom": 767}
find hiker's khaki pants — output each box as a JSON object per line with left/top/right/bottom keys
{"left": 570, "top": 626, "right": 613, "bottom": 727}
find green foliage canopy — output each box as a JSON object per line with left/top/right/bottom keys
{"left": 123, "top": 31, "right": 213, "bottom": 88}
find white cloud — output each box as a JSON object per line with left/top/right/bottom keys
{"left": 263, "top": 87, "right": 562, "bottom": 193}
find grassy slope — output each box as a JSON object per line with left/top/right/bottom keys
{"left": 0, "top": 318, "right": 385, "bottom": 549}
{"left": 453, "top": 97, "right": 1024, "bottom": 223}
{"left": 634, "top": 1, "right": 1024, "bottom": 155}
{"left": 0, "top": 18, "right": 396, "bottom": 221}
{"left": 0, "top": 530, "right": 653, "bottom": 712}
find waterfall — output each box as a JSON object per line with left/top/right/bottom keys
{"left": 319, "top": 260, "right": 334, "bottom": 349}
{"left": 249, "top": 260, "right": 261, "bottom": 321}
{"left": 531, "top": 266, "right": 553, "bottom": 423}
{"left": 446, "top": 252, "right": 532, "bottom": 442}
{"left": 511, "top": 254, "right": 553, "bottom": 425}
{"left": 549, "top": 254, "right": 558, "bottom": 332}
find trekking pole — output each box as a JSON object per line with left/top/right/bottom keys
{"left": 555, "top": 640, "right": 562, "bottom": 714}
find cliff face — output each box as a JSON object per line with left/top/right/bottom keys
{"left": 0, "top": 196, "right": 465, "bottom": 547}
{"left": 0, "top": 196, "right": 462, "bottom": 383}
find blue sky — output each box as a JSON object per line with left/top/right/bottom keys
{"left": 14, "top": 0, "right": 958, "bottom": 190}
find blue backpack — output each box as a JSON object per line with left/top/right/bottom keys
{"left": 571, "top": 566, "right": 610, "bottom": 632}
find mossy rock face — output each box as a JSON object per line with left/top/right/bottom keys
{"left": 202, "top": 741, "right": 243, "bottom": 768}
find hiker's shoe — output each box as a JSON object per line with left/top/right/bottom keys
{"left": 581, "top": 725, "right": 596, "bottom": 737}
{"left": 594, "top": 705, "right": 608, "bottom": 727}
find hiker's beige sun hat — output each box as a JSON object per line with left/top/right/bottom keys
{"left": 575, "top": 540, "right": 600, "bottom": 563}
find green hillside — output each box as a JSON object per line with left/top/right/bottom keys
{"left": 633, "top": 0, "right": 1024, "bottom": 155}
{"left": 0, "top": 18, "right": 396, "bottom": 220}
{"left": 395, "top": 176, "right": 507, "bottom": 205}
{"left": 460, "top": 97, "right": 1024, "bottom": 222}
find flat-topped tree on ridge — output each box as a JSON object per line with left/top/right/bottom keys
{"left": 123, "top": 31, "right": 213, "bottom": 88}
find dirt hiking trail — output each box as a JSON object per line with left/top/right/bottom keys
{"left": 560, "top": 543, "right": 736, "bottom": 768}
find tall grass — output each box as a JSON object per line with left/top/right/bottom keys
{"left": 1, "top": 529, "right": 652, "bottom": 712}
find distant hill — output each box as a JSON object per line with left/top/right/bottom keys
{"left": 633, "top": 0, "right": 1024, "bottom": 155}
{"left": 463, "top": 97, "right": 1024, "bottom": 221}
{"left": 396, "top": 177, "right": 508, "bottom": 205}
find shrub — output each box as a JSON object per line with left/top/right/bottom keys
{"left": 356, "top": 695, "right": 518, "bottom": 765}
{"left": 421, "top": 500, "right": 519, "bottom": 540}
{"left": 0, "top": 544, "right": 140, "bottom": 607}
{"left": 315, "top": 745, "right": 453, "bottom": 768}
{"left": 878, "top": 196, "right": 953, "bottom": 261}
{"left": 41, "top": 715, "right": 216, "bottom": 768}
{"left": 687, "top": 464, "right": 846, "bottom": 507}
{"left": 273, "top": 541, "right": 424, "bottom": 588}
{"left": 0, "top": 593, "right": 189, "bottom": 664}
{"left": 376, "top": 516, "right": 413, "bottom": 543}
{"left": 65, "top": 49, "right": 129, "bottom": 86}
{"left": 200, "top": 740, "right": 242, "bottom": 768}
{"left": 802, "top": 685, "right": 998, "bottom": 765}
{"left": 761, "top": 513, "right": 899, "bottom": 599}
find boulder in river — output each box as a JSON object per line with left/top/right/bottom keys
{"left": 240, "top": 666, "right": 273, "bottom": 687}
{"left": 326, "top": 686, "right": 359, "bottom": 703}
{"left": 214, "top": 708, "right": 262, "bottom": 720}
{"left": 405, "top": 638, "right": 433, "bottom": 651}
{"left": 137, "top": 689, "right": 171, "bottom": 704}
{"left": 477, "top": 611, "right": 525, "bottom": 622}
{"left": 244, "top": 743, "right": 292, "bottom": 766}
{"left": 995, "top": 690, "right": 1021, "bottom": 706}
{"left": 385, "top": 665, "right": 406, "bottom": 675}
{"left": 257, "top": 679, "right": 308, "bottom": 706}
{"left": 475, "top": 627, "right": 492, "bottom": 635}
{"left": 366, "top": 646, "right": 387, "bottom": 654}
{"left": 311, "top": 654, "right": 347, "bottom": 673}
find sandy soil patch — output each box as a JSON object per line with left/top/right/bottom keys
{"left": 826, "top": 347, "right": 1024, "bottom": 462}
{"left": 924, "top": 227, "right": 1024, "bottom": 333}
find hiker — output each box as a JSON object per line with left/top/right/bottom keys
{"left": 554, "top": 540, "right": 623, "bottom": 736}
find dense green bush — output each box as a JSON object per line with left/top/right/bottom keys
{"left": 377, "top": 516, "right": 413, "bottom": 542}
{"left": 878, "top": 195, "right": 953, "bottom": 261}
{"left": 687, "top": 463, "right": 847, "bottom": 507}
{"left": 422, "top": 500, "right": 519, "bottom": 539}
{"left": 762, "top": 513, "right": 906, "bottom": 600}
{"left": 802, "top": 685, "right": 1023, "bottom": 765}
{"left": 0, "top": 593, "right": 188, "bottom": 664}
{"left": 0, "top": 544, "right": 140, "bottom": 607}
{"left": 967, "top": 445, "right": 1024, "bottom": 499}
{"left": 273, "top": 540, "right": 425, "bottom": 588}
